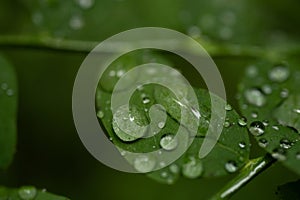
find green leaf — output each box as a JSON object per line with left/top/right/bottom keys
{"left": 276, "top": 180, "right": 300, "bottom": 200}
{"left": 237, "top": 59, "right": 300, "bottom": 175}
{"left": 0, "top": 55, "right": 17, "bottom": 169}
{"left": 96, "top": 52, "right": 250, "bottom": 184}
{"left": 0, "top": 185, "right": 69, "bottom": 200}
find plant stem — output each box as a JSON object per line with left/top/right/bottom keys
{"left": 209, "top": 154, "right": 276, "bottom": 200}
{"left": 0, "top": 35, "right": 300, "bottom": 58}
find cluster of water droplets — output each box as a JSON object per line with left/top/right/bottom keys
{"left": 0, "top": 82, "right": 14, "bottom": 97}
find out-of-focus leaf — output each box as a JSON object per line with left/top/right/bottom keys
{"left": 276, "top": 180, "right": 300, "bottom": 200}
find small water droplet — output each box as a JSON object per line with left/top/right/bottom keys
{"left": 161, "top": 171, "right": 168, "bottom": 178}
{"left": 280, "top": 139, "right": 292, "bottom": 149}
{"left": 296, "top": 152, "right": 300, "bottom": 160}
{"left": 280, "top": 88, "right": 289, "bottom": 98}
{"left": 244, "top": 88, "right": 266, "bottom": 107}
{"left": 116, "top": 70, "right": 125, "bottom": 78}
{"left": 1, "top": 83, "right": 8, "bottom": 90}
{"left": 76, "top": 0, "right": 94, "bottom": 9}
{"left": 120, "top": 151, "right": 126, "bottom": 156}
{"left": 272, "top": 148, "right": 286, "bottom": 161}
{"left": 159, "top": 161, "right": 166, "bottom": 167}
{"left": 6, "top": 89, "right": 14, "bottom": 96}
{"left": 109, "top": 70, "right": 116, "bottom": 77}
{"left": 293, "top": 108, "right": 300, "bottom": 114}
{"left": 269, "top": 65, "right": 290, "bottom": 83}
{"left": 246, "top": 65, "right": 258, "bottom": 77}
{"left": 262, "top": 120, "right": 269, "bottom": 127}
{"left": 18, "top": 186, "right": 37, "bottom": 200}
{"left": 225, "top": 161, "right": 238, "bottom": 173}
{"left": 142, "top": 97, "right": 150, "bottom": 104}
{"left": 160, "top": 134, "right": 178, "bottom": 151}
{"left": 258, "top": 138, "right": 268, "bottom": 148}
{"left": 262, "top": 84, "right": 272, "bottom": 95}
{"left": 225, "top": 104, "right": 232, "bottom": 111}
{"left": 238, "top": 117, "right": 247, "bottom": 127}
{"left": 224, "top": 121, "right": 231, "bottom": 128}
{"left": 182, "top": 157, "right": 203, "bottom": 179}
{"left": 158, "top": 121, "right": 165, "bottom": 129}
{"left": 133, "top": 155, "right": 156, "bottom": 173}
{"left": 272, "top": 125, "right": 279, "bottom": 131}
{"left": 238, "top": 142, "right": 246, "bottom": 149}
{"left": 251, "top": 112, "right": 258, "bottom": 119}
{"left": 249, "top": 121, "right": 265, "bottom": 136}
{"left": 69, "top": 15, "right": 84, "bottom": 30}
{"left": 97, "top": 110, "right": 104, "bottom": 118}
{"left": 169, "top": 164, "right": 180, "bottom": 174}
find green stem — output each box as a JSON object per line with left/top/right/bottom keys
{"left": 210, "top": 154, "right": 276, "bottom": 200}
{"left": 0, "top": 35, "right": 300, "bottom": 58}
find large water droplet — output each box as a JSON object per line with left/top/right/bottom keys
{"left": 160, "top": 134, "right": 178, "bottom": 151}
{"left": 258, "top": 138, "right": 268, "bottom": 148}
{"left": 269, "top": 65, "right": 290, "bottom": 83}
{"left": 18, "top": 186, "right": 37, "bottom": 200}
{"left": 224, "top": 121, "right": 231, "bottom": 128}
{"left": 182, "top": 157, "right": 203, "bottom": 179}
{"left": 244, "top": 88, "right": 266, "bottom": 107}
{"left": 249, "top": 121, "right": 265, "bottom": 136}
{"left": 225, "top": 161, "right": 238, "bottom": 173}
{"left": 133, "top": 155, "right": 156, "bottom": 173}
{"left": 238, "top": 117, "right": 247, "bottom": 127}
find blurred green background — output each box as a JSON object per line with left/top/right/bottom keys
{"left": 0, "top": 0, "right": 300, "bottom": 199}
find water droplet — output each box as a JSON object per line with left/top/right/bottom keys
{"left": 32, "top": 11, "right": 43, "bottom": 26}
{"left": 159, "top": 161, "right": 166, "bottom": 167}
{"left": 224, "top": 121, "right": 231, "bottom": 128}
{"left": 158, "top": 121, "right": 165, "bottom": 129}
{"left": 133, "top": 155, "right": 156, "bottom": 173}
{"left": 225, "top": 104, "right": 232, "bottom": 111}
{"left": 258, "top": 138, "right": 268, "bottom": 148}
{"left": 249, "top": 121, "right": 265, "bottom": 136}
{"left": 272, "top": 125, "right": 279, "bottom": 131}
{"left": 238, "top": 117, "right": 247, "bottom": 127}
{"left": 238, "top": 142, "right": 246, "bottom": 149}
{"left": 280, "top": 139, "right": 292, "bottom": 149}
{"left": 18, "top": 186, "right": 37, "bottom": 200}
{"left": 269, "top": 65, "right": 290, "bottom": 83}
{"left": 246, "top": 65, "right": 258, "bottom": 77}
{"left": 187, "top": 26, "right": 201, "bottom": 37}
{"left": 272, "top": 148, "right": 286, "bottom": 161}
{"left": 142, "top": 97, "right": 150, "bottom": 104}
{"left": 251, "top": 112, "right": 258, "bottom": 119}
{"left": 76, "top": 0, "right": 94, "bottom": 9}
{"left": 262, "top": 84, "right": 272, "bottom": 95}
{"left": 116, "top": 70, "right": 125, "bottom": 78}
{"left": 244, "top": 88, "right": 266, "bottom": 107}
{"left": 182, "top": 157, "right": 203, "bottom": 179}
{"left": 1, "top": 83, "right": 8, "bottom": 90}
{"left": 280, "top": 88, "right": 289, "bottom": 98}
{"left": 6, "top": 89, "right": 14, "bottom": 96}
{"left": 169, "top": 164, "right": 180, "bottom": 174}
{"left": 293, "top": 108, "right": 300, "bottom": 114}
{"left": 97, "top": 110, "right": 104, "bottom": 118}
{"left": 120, "top": 151, "right": 126, "bottom": 156}
{"left": 225, "top": 161, "right": 238, "bottom": 173}
{"left": 296, "top": 152, "right": 300, "bottom": 160}
{"left": 262, "top": 120, "right": 269, "bottom": 127}
{"left": 160, "top": 134, "right": 178, "bottom": 151}
{"left": 161, "top": 171, "right": 168, "bottom": 178}
{"left": 69, "top": 15, "right": 84, "bottom": 30}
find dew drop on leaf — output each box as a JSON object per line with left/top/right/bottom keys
{"left": 18, "top": 186, "right": 37, "bottom": 200}
{"left": 224, "top": 121, "right": 231, "bottom": 128}
{"left": 76, "top": 0, "right": 94, "bottom": 9}
{"left": 142, "top": 97, "right": 151, "bottom": 104}
{"left": 97, "top": 110, "right": 104, "bottom": 118}
{"left": 6, "top": 89, "right": 14, "bottom": 96}
{"left": 225, "top": 104, "right": 232, "bottom": 111}
{"left": 160, "top": 134, "right": 178, "bottom": 151}
{"left": 296, "top": 152, "right": 300, "bottom": 160}
{"left": 280, "top": 139, "right": 292, "bottom": 149}
{"left": 249, "top": 121, "right": 265, "bottom": 136}
{"left": 258, "top": 138, "right": 268, "bottom": 148}
{"left": 238, "top": 117, "right": 247, "bottom": 127}
{"left": 268, "top": 65, "right": 290, "bottom": 83}
{"left": 246, "top": 65, "right": 258, "bottom": 77}
{"left": 244, "top": 88, "right": 266, "bottom": 107}
{"left": 133, "top": 155, "right": 156, "bottom": 173}
{"left": 238, "top": 142, "right": 246, "bottom": 149}
{"left": 280, "top": 88, "right": 289, "bottom": 98}
{"left": 262, "top": 84, "right": 272, "bottom": 95}
{"left": 69, "top": 15, "right": 84, "bottom": 30}
{"left": 182, "top": 157, "right": 203, "bottom": 179}
{"left": 272, "top": 148, "right": 286, "bottom": 161}
{"left": 169, "top": 164, "right": 180, "bottom": 174}
{"left": 225, "top": 161, "right": 238, "bottom": 173}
